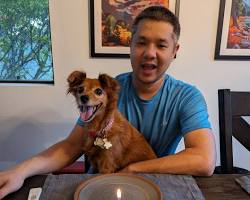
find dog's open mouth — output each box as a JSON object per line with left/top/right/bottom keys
{"left": 79, "top": 103, "right": 102, "bottom": 122}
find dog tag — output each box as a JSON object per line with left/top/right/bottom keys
{"left": 94, "top": 137, "right": 112, "bottom": 149}
{"left": 94, "top": 137, "right": 105, "bottom": 148}
{"left": 103, "top": 138, "right": 112, "bottom": 149}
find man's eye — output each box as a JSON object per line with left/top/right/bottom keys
{"left": 137, "top": 41, "right": 145, "bottom": 45}
{"left": 159, "top": 44, "right": 168, "bottom": 48}
{"left": 95, "top": 88, "right": 103, "bottom": 95}
{"left": 78, "top": 87, "right": 84, "bottom": 93}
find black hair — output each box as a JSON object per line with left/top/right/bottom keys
{"left": 132, "top": 6, "right": 180, "bottom": 41}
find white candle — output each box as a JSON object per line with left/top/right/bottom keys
{"left": 117, "top": 188, "right": 122, "bottom": 199}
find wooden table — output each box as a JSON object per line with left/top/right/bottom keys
{"left": 196, "top": 174, "right": 250, "bottom": 199}
{"left": 3, "top": 174, "right": 250, "bottom": 200}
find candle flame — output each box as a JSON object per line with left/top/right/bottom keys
{"left": 117, "top": 188, "right": 122, "bottom": 198}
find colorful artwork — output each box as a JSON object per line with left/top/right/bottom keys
{"left": 101, "top": 0, "right": 169, "bottom": 47}
{"left": 215, "top": 0, "right": 250, "bottom": 60}
{"left": 90, "top": 0, "right": 178, "bottom": 58}
{"left": 227, "top": 0, "right": 250, "bottom": 49}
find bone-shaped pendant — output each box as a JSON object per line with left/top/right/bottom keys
{"left": 94, "top": 137, "right": 112, "bottom": 149}
{"left": 103, "top": 138, "right": 112, "bottom": 149}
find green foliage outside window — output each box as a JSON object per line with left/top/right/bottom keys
{"left": 0, "top": 0, "right": 54, "bottom": 83}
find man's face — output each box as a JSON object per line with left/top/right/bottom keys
{"left": 130, "top": 20, "right": 179, "bottom": 85}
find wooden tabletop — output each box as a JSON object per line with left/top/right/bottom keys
{"left": 3, "top": 174, "right": 250, "bottom": 200}
{"left": 196, "top": 174, "right": 250, "bottom": 200}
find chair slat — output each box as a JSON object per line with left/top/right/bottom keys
{"left": 231, "top": 92, "right": 250, "bottom": 116}
{"left": 232, "top": 117, "right": 250, "bottom": 151}
{"left": 218, "top": 89, "right": 233, "bottom": 173}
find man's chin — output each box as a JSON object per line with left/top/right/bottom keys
{"left": 138, "top": 77, "right": 157, "bottom": 85}
{"left": 132, "top": 73, "right": 162, "bottom": 85}
{"left": 138, "top": 73, "right": 166, "bottom": 85}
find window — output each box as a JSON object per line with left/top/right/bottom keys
{"left": 0, "top": 0, "right": 54, "bottom": 83}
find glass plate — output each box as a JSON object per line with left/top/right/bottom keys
{"left": 74, "top": 173, "right": 162, "bottom": 200}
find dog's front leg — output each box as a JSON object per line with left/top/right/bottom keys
{"left": 81, "top": 133, "right": 94, "bottom": 152}
{"left": 99, "top": 166, "right": 116, "bottom": 174}
{"left": 97, "top": 157, "right": 118, "bottom": 173}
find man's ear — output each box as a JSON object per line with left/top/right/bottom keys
{"left": 174, "top": 43, "right": 180, "bottom": 59}
{"left": 67, "top": 71, "right": 86, "bottom": 94}
{"left": 98, "top": 74, "right": 120, "bottom": 93}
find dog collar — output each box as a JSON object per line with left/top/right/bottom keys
{"left": 97, "top": 117, "right": 114, "bottom": 138}
{"left": 90, "top": 118, "right": 114, "bottom": 150}
{"left": 87, "top": 118, "right": 114, "bottom": 138}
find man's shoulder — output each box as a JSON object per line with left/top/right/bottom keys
{"left": 115, "top": 72, "right": 132, "bottom": 87}
{"left": 115, "top": 72, "right": 131, "bottom": 81}
{"left": 167, "top": 75, "right": 198, "bottom": 93}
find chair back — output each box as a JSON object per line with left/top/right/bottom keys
{"left": 218, "top": 89, "right": 250, "bottom": 173}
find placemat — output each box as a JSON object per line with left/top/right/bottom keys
{"left": 235, "top": 174, "right": 250, "bottom": 195}
{"left": 40, "top": 173, "right": 204, "bottom": 200}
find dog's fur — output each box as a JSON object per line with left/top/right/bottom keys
{"left": 67, "top": 70, "right": 156, "bottom": 173}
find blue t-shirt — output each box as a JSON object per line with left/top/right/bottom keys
{"left": 77, "top": 72, "right": 211, "bottom": 157}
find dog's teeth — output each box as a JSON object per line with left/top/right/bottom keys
{"left": 82, "top": 106, "right": 87, "bottom": 112}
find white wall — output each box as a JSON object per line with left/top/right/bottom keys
{"left": 0, "top": 0, "right": 250, "bottom": 171}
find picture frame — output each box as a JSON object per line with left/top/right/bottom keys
{"left": 214, "top": 0, "right": 250, "bottom": 60}
{"left": 90, "top": 0, "right": 180, "bottom": 58}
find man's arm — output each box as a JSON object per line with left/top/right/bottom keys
{"left": 0, "top": 124, "right": 85, "bottom": 199}
{"left": 120, "top": 128, "right": 216, "bottom": 176}
{"left": 16, "top": 124, "right": 85, "bottom": 176}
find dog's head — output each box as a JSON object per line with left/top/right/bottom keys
{"left": 67, "top": 71, "right": 120, "bottom": 123}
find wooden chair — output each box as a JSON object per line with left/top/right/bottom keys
{"left": 214, "top": 89, "right": 250, "bottom": 174}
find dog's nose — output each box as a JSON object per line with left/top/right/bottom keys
{"left": 80, "top": 95, "right": 89, "bottom": 104}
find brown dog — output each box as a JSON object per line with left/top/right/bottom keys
{"left": 67, "top": 70, "right": 156, "bottom": 173}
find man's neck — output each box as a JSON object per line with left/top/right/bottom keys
{"left": 132, "top": 76, "right": 165, "bottom": 100}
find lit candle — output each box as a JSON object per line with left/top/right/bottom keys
{"left": 117, "top": 188, "right": 122, "bottom": 199}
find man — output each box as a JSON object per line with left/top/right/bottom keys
{"left": 0, "top": 6, "right": 216, "bottom": 199}
{"left": 114, "top": 6, "right": 216, "bottom": 174}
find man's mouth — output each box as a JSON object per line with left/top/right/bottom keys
{"left": 141, "top": 63, "right": 156, "bottom": 75}
{"left": 142, "top": 63, "right": 156, "bottom": 70}
{"left": 79, "top": 103, "right": 103, "bottom": 122}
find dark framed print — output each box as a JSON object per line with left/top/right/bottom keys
{"left": 90, "top": 0, "right": 180, "bottom": 58}
{"left": 215, "top": 0, "right": 250, "bottom": 60}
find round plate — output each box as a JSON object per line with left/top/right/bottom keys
{"left": 74, "top": 173, "right": 162, "bottom": 200}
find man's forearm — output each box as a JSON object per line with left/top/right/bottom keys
{"left": 12, "top": 139, "right": 83, "bottom": 179}
{"left": 124, "top": 148, "right": 215, "bottom": 176}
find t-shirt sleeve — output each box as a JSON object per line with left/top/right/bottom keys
{"left": 179, "top": 86, "right": 211, "bottom": 135}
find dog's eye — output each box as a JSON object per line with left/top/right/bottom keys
{"left": 78, "top": 87, "right": 84, "bottom": 94}
{"left": 95, "top": 88, "right": 103, "bottom": 95}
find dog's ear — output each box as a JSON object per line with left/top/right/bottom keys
{"left": 98, "top": 74, "right": 120, "bottom": 93}
{"left": 99, "top": 74, "right": 120, "bottom": 117}
{"left": 67, "top": 71, "right": 86, "bottom": 94}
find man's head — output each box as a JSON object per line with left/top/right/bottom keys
{"left": 130, "top": 6, "right": 180, "bottom": 88}
{"left": 131, "top": 6, "right": 180, "bottom": 43}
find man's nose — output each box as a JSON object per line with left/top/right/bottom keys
{"left": 143, "top": 44, "right": 157, "bottom": 59}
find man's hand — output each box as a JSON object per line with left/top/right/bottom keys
{"left": 0, "top": 169, "right": 25, "bottom": 199}
{"left": 119, "top": 165, "right": 133, "bottom": 173}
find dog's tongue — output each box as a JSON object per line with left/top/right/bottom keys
{"left": 80, "top": 106, "right": 94, "bottom": 121}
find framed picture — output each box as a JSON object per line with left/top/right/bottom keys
{"left": 214, "top": 0, "right": 250, "bottom": 60}
{"left": 90, "top": 0, "right": 180, "bottom": 58}
{"left": 0, "top": 0, "right": 54, "bottom": 83}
